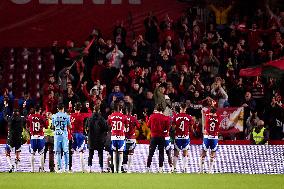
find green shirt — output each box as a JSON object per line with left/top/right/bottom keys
{"left": 44, "top": 119, "right": 54, "bottom": 136}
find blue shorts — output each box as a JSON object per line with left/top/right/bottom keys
{"left": 202, "top": 138, "right": 218, "bottom": 152}
{"left": 29, "top": 138, "right": 45, "bottom": 154}
{"left": 111, "top": 140, "right": 125, "bottom": 152}
{"left": 54, "top": 135, "right": 69, "bottom": 152}
{"left": 165, "top": 139, "right": 172, "bottom": 150}
{"left": 174, "top": 138, "right": 190, "bottom": 151}
{"left": 72, "top": 133, "right": 86, "bottom": 152}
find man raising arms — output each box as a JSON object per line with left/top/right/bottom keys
{"left": 200, "top": 98, "right": 220, "bottom": 174}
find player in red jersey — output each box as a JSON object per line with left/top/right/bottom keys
{"left": 26, "top": 105, "right": 47, "bottom": 172}
{"left": 146, "top": 103, "right": 170, "bottom": 173}
{"left": 172, "top": 103, "right": 193, "bottom": 173}
{"left": 122, "top": 105, "right": 140, "bottom": 173}
{"left": 70, "top": 102, "right": 90, "bottom": 172}
{"left": 163, "top": 114, "right": 173, "bottom": 172}
{"left": 200, "top": 97, "right": 220, "bottom": 174}
{"left": 107, "top": 102, "right": 127, "bottom": 173}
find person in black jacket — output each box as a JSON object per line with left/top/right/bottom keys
{"left": 3, "top": 100, "right": 26, "bottom": 173}
{"left": 85, "top": 106, "right": 109, "bottom": 173}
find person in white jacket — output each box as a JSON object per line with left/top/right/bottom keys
{"left": 106, "top": 45, "right": 124, "bottom": 69}
{"left": 211, "top": 81, "right": 228, "bottom": 108}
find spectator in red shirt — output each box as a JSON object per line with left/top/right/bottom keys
{"left": 43, "top": 91, "right": 58, "bottom": 114}
{"left": 42, "top": 74, "right": 60, "bottom": 96}
{"left": 91, "top": 57, "right": 106, "bottom": 84}
{"left": 175, "top": 47, "right": 190, "bottom": 71}
{"left": 151, "top": 65, "right": 167, "bottom": 88}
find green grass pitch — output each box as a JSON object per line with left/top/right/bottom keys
{"left": 0, "top": 173, "right": 283, "bottom": 189}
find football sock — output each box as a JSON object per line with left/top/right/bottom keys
{"left": 118, "top": 153, "right": 123, "bottom": 173}
{"left": 56, "top": 152, "right": 62, "bottom": 170}
{"left": 6, "top": 156, "right": 12, "bottom": 168}
{"left": 79, "top": 152, "right": 85, "bottom": 172}
{"left": 182, "top": 156, "right": 188, "bottom": 171}
{"left": 30, "top": 154, "right": 35, "bottom": 172}
{"left": 199, "top": 157, "right": 205, "bottom": 173}
{"left": 123, "top": 164, "right": 127, "bottom": 171}
{"left": 127, "top": 155, "right": 132, "bottom": 172}
{"left": 173, "top": 156, "right": 178, "bottom": 169}
{"left": 63, "top": 151, "right": 69, "bottom": 171}
{"left": 40, "top": 153, "right": 44, "bottom": 171}
{"left": 113, "top": 152, "right": 117, "bottom": 173}
{"left": 15, "top": 158, "right": 20, "bottom": 171}
{"left": 209, "top": 157, "right": 215, "bottom": 173}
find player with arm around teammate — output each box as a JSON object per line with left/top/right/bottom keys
{"left": 199, "top": 97, "right": 220, "bottom": 174}
{"left": 70, "top": 102, "right": 88, "bottom": 172}
{"left": 107, "top": 102, "right": 127, "bottom": 173}
{"left": 123, "top": 105, "right": 140, "bottom": 173}
{"left": 52, "top": 103, "right": 71, "bottom": 173}
{"left": 172, "top": 103, "right": 193, "bottom": 173}
{"left": 27, "top": 105, "right": 47, "bottom": 172}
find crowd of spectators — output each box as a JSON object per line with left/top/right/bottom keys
{"left": 0, "top": 0, "right": 284, "bottom": 141}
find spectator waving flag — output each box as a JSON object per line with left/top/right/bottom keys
{"left": 68, "top": 37, "right": 96, "bottom": 69}
{"left": 240, "top": 58, "right": 284, "bottom": 78}
{"left": 262, "top": 59, "right": 284, "bottom": 78}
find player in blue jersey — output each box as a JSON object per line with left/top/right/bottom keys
{"left": 52, "top": 103, "right": 71, "bottom": 173}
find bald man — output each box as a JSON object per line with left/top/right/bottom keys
{"left": 251, "top": 120, "right": 269, "bottom": 145}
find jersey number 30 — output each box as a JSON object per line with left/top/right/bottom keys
{"left": 112, "top": 121, "right": 122, "bottom": 131}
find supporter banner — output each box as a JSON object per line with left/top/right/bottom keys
{"left": 217, "top": 107, "right": 244, "bottom": 136}
{"left": 0, "top": 0, "right": 189, "bottom": 47}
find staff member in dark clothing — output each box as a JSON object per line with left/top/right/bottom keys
{"left": 85, "top": 106, "right": 109, "bottom": 173}
{"left": 3, "top": 100, "right": 26, "bottom": 173}
{"left": 146, "top": 103, "right": 170, "bottom": 173}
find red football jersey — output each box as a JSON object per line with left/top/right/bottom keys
{"left": 70, "top": 112, "right": 87, "bottom": 134}
{"left": 125, "top": 115, "right": 140, "bottom": 139}
{"left": 172, "top": 113, "right": 193, "bottom": 138}
{"left": 202, "top": 108, "right": 220, "bottom": 137}
{"left": 108, "top": 112, "right": 127, "bottom": 137}
{"left": 147, "top": 112, "right": 170, "bottom": 138}
{"left": 27, "top": 114, "right": 46, "bottom": 137}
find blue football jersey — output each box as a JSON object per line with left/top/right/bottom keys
{"left": 52, "top": 112, "right": 70, "bottom": 136}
